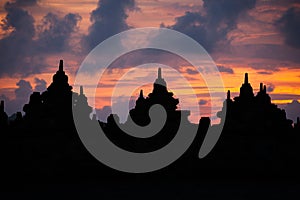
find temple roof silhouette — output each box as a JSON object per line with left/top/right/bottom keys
{"left": 21, "top": 60, "right": 91, "bottom": 130}
{"left": 236, "top": 73, "right": 254, "bottom": 101}
{"left": 217, "top": 73, "right": 293, "bottom": 133}
{"left": 127, "top": 67, "right": 189, "bottom": 126}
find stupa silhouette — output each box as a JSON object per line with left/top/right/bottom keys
{"left": 217, "top": 73, "right": 293, "bottom": 134}
{"left": 22, "top": 60, "right": 92, "bottom": 131}
{"left": 103, "top": 67, "right": 195, "bottom": 153}
{"left": 127, "top": 67, "right": 190, "bottom": 126}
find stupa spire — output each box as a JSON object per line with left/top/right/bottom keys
{"left": 59, "top": 60, "right": 63, "bottom": 72}
{"left": 244, "top": 73, "right": 248, "bottom": 84}
{"left": 154, "top": 67, "right": 166, "bottom": 87}
{"left": 80, "top": 86, "right": 83, "bottom": 95}
{"left": 227, "top": 90, "right": 231, "bottom": 100}
{"left": 0, "top": 100, "right": 4, "bottom": 112}
{"left": 158, "top": 68, "right": 162, "bottom": 79}
{"left": 239, "top": 72, "right": 254, "bottom": 100}
{"left": 260, "top": 83, "right": 263, "bottom": 92}
{"left": 139, "top": 89, "right": 144, "bottom": 98}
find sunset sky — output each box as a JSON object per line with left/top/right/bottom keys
{"left": 1, "top": 0, "right": 300, "bottom": 123}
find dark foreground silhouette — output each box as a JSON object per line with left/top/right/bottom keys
{"left": 0, "top": 60, "right": 299, "bottom": 198}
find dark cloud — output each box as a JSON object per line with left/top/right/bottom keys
{"left": 232, "top": 44, "right": 300, "bottom": 69}
{"left": 37, "top": 12, "right": 82, "bottom": 53}
{"left": 186, "top": 68, "right": 198, "bottom": 75}
{"left": 276, "top": 7, "right": 300, "bottom": 49}
{"left": 257, "top": 71, "right": 273, "bottom": 75}
{"left": 82, "top": 0, "right": 137, "bottom": 52}
{"left": 0, "top": 2, "right": 36, "bottom": 77}
{"left": 198, "top": 99, "right": 208, "bottom": 105}
{"left": 266, "top": 83, "right": 275, "bottom": 93}
{"left": 258, "top": 0, "right": 300, "bottom": 7}
{"left": 217, "top": 65, "right": 234, "bottom": 74}
{"left": 248, "top": 62, "right": 280, "bottom": 71}
{"left": 14, "top": 0, "right": 38, "bottom": 7}
{"left": 1, "top": 2, "right": 35, "bottom": 35}
{"left": 284, "top": 100, "right": 300, "bottom": 123}
{"left": 15, "top": 79, "right": 32, "bottom": 98}
{"left": 34, "top": 78, "right": 46, "bottom": 92}
{"left": 270, "top": 93, "right": 300, "bottom": 100}
{"left": 167, "top": 0, "right": 257, "bottom": 52}
{"left": 0, "top": 79, "right": 33, "bottom": 115}
{"left": 95, "top": 106, "right": 112, "bottom": 122}
{"left": 0, "top": 1, "right": 82, "bottom": 77}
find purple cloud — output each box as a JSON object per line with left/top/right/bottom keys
{"left": 0, "top": 1, "right": 82, "bottom": 77}
{"left": 217, "top": 65, "right": 234, "bottom": 74}
{"left": 276, "top": 7, "right": 300, "bottom": 49}
{"left": 0, "top": 79, "right": 33, "bottom": 116}
{"left": 198, "top": 99, "right": 208, "bottom": 105}
{"left": 81, "top": 0, "right": 137, "bottom": 52}
{"left": 167, "top": 0, "right": 257, "bottom": 52}
{"left": 284, "top": 100, "right": 300, "bottom": 123}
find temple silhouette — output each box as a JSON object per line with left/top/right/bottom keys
{"left": 129, "top": 67, "right": 189, "bottom": 126}
{"left": 0, "top": 60, "right": 300, "bottom": 182}
{"left": 101, "top": 67, "right": 194, "bottom": 152}
{"left": 22, "top": 60, "right": 91, "bottom": 131}
{"left": 218, "top": 73, "right": 293, "bottom": 134}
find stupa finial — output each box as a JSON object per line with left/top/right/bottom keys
{"left": 227, "top": 90, "right": 231, "bottom": 100}
{"left": 59, "top": 60, "right": 63, "bottom": 72}
{"left": 139, "top": 89, "right": 144, "bottom": 98}
{"left": 80, "top": 86, "right": 83, "bottom": 95}
{"left": 244, "top": 73, "right": 248, "bottom": 84}
{"left": 260, "top": 83, "right": 263, "bottom": 92}
{"left": 158, "top": 68, "right": 162, "bottom": 79}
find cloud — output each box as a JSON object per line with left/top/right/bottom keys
{"left": 186, "top": 68, "right": 198, "bottom": 75}
{"left": 266, "top": 83, "right": 275, "bottom": 93}
{"left": 34, "top": 78, "right": 46, "bottom": 92}
{"left": 217, "top": 65, "right": 234, "bottom": 74}
{"left": 167, "top": 0, "right": 257, "bottom": 52}
{"left": 0, "top": 1, "right": 82, "bottom": 77}
{"left": 284, "top": 100, "right": 300, "bottom": 123}
{"left": 81, "top": 0, "right": 137, "bottom": 52}
{"left": 198, "top": 99, "right": 208, "bottom": 105}
{"left": 270, "top": 93, "right": 300, "bottom": 100}
{"left": 95, "top": 97, "right": 136, "bottom": 123}
{"left": 13, "top": 0, "right": 38, "bottom": 7}
{"left": 228, "top": 44, "right": 300, "bottom": 70}
{"left": 15, "top": 80, "right": 32, "bottom": 99}
{"left": 257, "top": 71, "right": 273, "bottom": 75}
{"left": 276, "top": 7, "right": 300, "bottom": 49}
{"left": 166, "top": 2, "right": 201, "bottom": 13}
{"left": 37, "top": 12, "right": 82, "bottom": 53}
{"left": 95, "top": 105, "right": 112, "bottom": 122}
{"left": 0, "top": 1, "right": 36, "bottom": 77}
{"left": 0, "top": 79, "right": 33, "bottom": 116}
